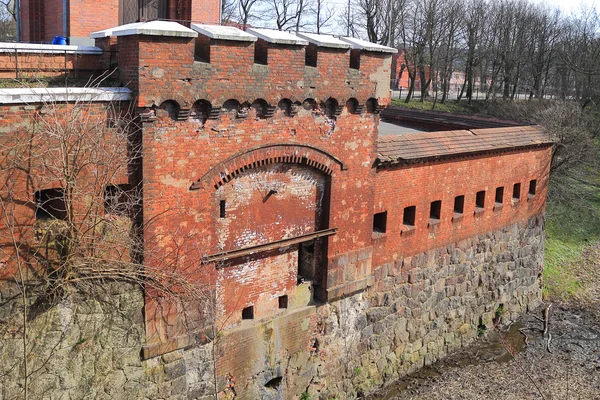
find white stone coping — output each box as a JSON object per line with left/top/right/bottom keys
{"left": 191, "top": 24, "right": 257, "bottom": 42}
{"left": 339, "top": 37, "right": 397, "bottom": 53}
{"left": 296, "top": 33, "right": 351, "bottom": 49}
{"left": 0, "top": 42, "right": 103, "bottom": 55}
{"left": 0, "top": 87, "right": 133, "bottom": 104}
{"left": 91, "top": 21, "right": 197, "bottom": 39}
{"left": 246, "top": 28, "right": 308, "bottom": 46}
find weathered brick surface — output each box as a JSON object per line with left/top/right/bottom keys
{"left": 117, "top": 35, "right": 393, "bottom": 108}
{"left": 372, "top": 148, "right": 551, "bottom": 267}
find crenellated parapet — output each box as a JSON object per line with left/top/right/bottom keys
{"left": 91, "top": 21, "right": 396, "bottom": 111}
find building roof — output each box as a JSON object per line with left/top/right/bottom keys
{"left": 245, "top": 28, "right": 308, "bottom": 45}
{"left": 91, "top": 21, "right": 198, "bottom": 39}
{"left": 377, "top": 126, "right": 552, "bottom": 165}
{"left": 191, "top": 24, "right": 257, "bottom": 42}
{"left": 295, "top": 33, "right": 352, "bottom": 49}
{"left": 339, "top": 37, "right": 397, "bottom": 53}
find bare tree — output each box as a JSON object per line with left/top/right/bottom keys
{"left": 312, "top": 0, "right": 335, "bottom": 34}
{"left": 0, "top": 0, "right": 16, "bottom": 41}
{"left": 221, "top": 0, "right": 237, "bottom": 23}
{"left": 237, "top": 0, "right": 265, "bottom": 30}
{"left": 0, "top": 83, "right": 214, "bottom": 398}
{"left": 266, "top": 0, "right": 309, "bottom": 31}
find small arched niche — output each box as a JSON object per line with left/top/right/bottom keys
{"left": 366, "top": 98, "right": 379, "bottom": 114}
{"left": 157, "top": 100, "right": 180, "bottom": 120}
{"left": 324, "top": 97, "right": 339, "bottom": 119}
{"left": 277, "top": 98, "right": 293, "bottom": 117}
{"left": 346, "top": 97, "right": 359, "bottom": 114}
{"left": 251, "top": 99, "right": 269, "bottom": 119}
{"left": 222, "top": 99, "right": 241, "bottom": 119}
{"left": 192, "top": 99, "right": 212, "bottom": 125}
{"left": 302, "top": 98, "right": 317, "bottom": 111}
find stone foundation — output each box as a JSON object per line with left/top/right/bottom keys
{"left": 0, "top": 215, "right": 544, "bottom": 399}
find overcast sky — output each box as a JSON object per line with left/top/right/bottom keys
{"left": 530, "top": 0, "right": 599, "bottom": 13}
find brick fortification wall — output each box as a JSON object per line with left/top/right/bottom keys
{"left": 0, "top": 24, "right": 552, "bottom": 399}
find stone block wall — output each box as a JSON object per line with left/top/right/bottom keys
{"left": 311, "top": 215, "right": 544, "bottom": 399}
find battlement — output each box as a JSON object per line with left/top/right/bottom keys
{"left": 91, "top": 21, "right": 396, "bottom": 111}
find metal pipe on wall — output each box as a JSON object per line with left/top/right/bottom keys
{"left": 62, "top": 0, "right": 68, "bottom": 39}
{"left": 15, "top": 0, "right": 21, "bottom": 42}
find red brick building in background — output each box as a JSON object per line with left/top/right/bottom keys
{"left": 18, "top": 0, "right": 220, "bottom": 44}
{"left": 0, "top": 11, "right": 552, "bottom": 400}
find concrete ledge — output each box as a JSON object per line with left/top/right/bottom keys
{"left": 246, "top": 28, "right": 308, "bottom": 46}
{"left": 91, "top": 21, "right": 198, "bottom": 39}
{"left": 0, "top": 87, "right": 133, "bottom": 104}
{"left": 340, "top": 37, "right": 397, "bottom": 53}
{"left": 296, "top": 33, "right": 351, "bottom": 49}
{"left": 0, "top": 42, "right": 103, "bottom": 55}
{"left": 191, "top": 24, "right": 257, "bottom": 42}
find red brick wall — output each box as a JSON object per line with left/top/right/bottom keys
{"left": 140, "top": 102, "right": 380, "bottom": 348}
{"left": 371, "top": 147, "right": 552, "bottom": 268}
{"left": 118, "top": 35, "right": 392, "bottom": 109}
{"left": 43, "top": 0, "right": 64, "bottom": 42}
{"left": 69, "top": 0, "right": 119, "bottom": 39}
{"left": 191, "top": 0, "right": 220, "bottom": 24}
{"left": 0, "top": 51, "right": 105, "bottom": 78}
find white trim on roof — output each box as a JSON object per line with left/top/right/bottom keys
{"left": 0, "top": 42, "right": 103, "bottom": 55}
{"left": 191, "top": 24, "right": 257, "bottom": 42}
{"left": 91, "top": 21, "right": 197, "bottom": 39}
{"left": 295, "top": 33, "right": 351, "bottom": 49}
{"left": 0, "top": 87, "right": 133, "bottom": 104}
{"left": 246, "top": 28, "right": 308, "bottom": 45}
{"left": 339, "top": 37, "right": 397, "bottom": 53}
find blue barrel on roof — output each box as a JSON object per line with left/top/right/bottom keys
{"left": 52, "top": 36, "right": 67, "bottom": 45}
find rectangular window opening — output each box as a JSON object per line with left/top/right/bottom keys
{"left": 350, "top": 49, "right": 361, "bottom": 70}
{"left": 528, "top": 179, "right": 537, "bottom": 198}
{"left": 35, "top": 188, "right": 67, "bottom": 220}
{"left": 513, "top": 183, "right": 521, "bottom": 202}
{"left": 429, "top": 200, "right": 441, "bottom": 223}
{"left": 475, "top": 190, "right": 486, "bottom": 212}
{"left": 305, "top": 44, "right": 318, "bottom": 67}
{"left": 495, "top": 187, "right": 504, "bottom": 207}
{"left": 403, "top": 206, "right": 416, "bottom": 227}
{"left": 219, "top": 200, "right": 226, "bottom": 218}
{"left": 242, "top": 306, "right": 254, "bottom": 320}
{"left": 454, "top": 195, "right": 465, "bottom": 215}
{"left": 297, "top": 241, "right": 315, "bottom": 283}
{"left": 373, "top": 211, "right": 387, "bottom": 234}
{"left": 254, "top": 40, "right": 268, "bottom": 65}
{"left": 194, "top": 37, "right": 211, "bottom": 63}
{"left": 278, "top": 295, "right": 288, "bottom": 309}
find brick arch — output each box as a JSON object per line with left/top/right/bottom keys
{"left": 153, "top": 95, "right": 190, "bottom": 109}
{"left": 189, "top": 144, "right": 347, "bottom": 190}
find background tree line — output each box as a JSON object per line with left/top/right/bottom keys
{"left": 220, "top": 0, "right": 600, "bottom": 106}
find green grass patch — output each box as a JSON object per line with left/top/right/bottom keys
{"left": 543, "top": 180, "right": 600, "bottom": 300}
{"left": 390, "top": 98, "right": 481, "bottom": 114}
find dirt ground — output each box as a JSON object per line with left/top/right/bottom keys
{"left": 373, "top": 245, "right": 600, "bottom": 400}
